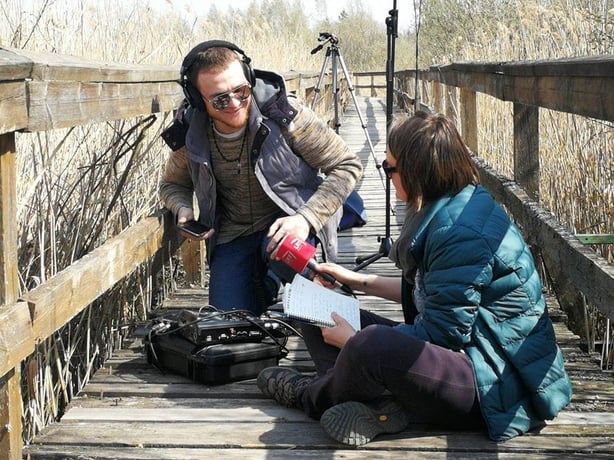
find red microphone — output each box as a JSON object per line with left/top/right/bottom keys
{"left": 276, "top": 236, "right": 353, "bottom": 294}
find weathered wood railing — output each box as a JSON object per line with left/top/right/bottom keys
{"left": 355, "top": 59, "right": 614, "bottom": 332}
{"left": 0, "top": 46, "right": 336, "bottom": 459}
{"left": 1, "top": 48, "right": 612, "bottom": 458}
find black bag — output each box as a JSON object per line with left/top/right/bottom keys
{"left": 192, "top": 342, "right": 282, "bottom": 385}
{"left": 146, "top": 332, "right": 284, "bottom": 385}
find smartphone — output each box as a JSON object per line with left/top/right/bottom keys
{"left": 179, "top": 221, "right": 214, "bottom": 240}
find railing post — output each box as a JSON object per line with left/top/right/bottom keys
{"left": 445, "top": 85, "right": 458, "bottom": 126}
{"left": 0, "top": 132, "right": 23, "bottom": 459}
{"left": 0, "top": 368, "right": 22, "bottom": 460}
{"left": 0, "top": 134, "right": 19, "bottom": 304}
{"left": 460, "top": 88, "right": 478, "bottom": 154}
{"left": 513, "top": 103, "right": 540, "bottom": 201}
{"left": 180, "top": 239, "right": 207, "bottom": 288}
{"left": 432, "top": 81, "right": 443, "bottom": 113}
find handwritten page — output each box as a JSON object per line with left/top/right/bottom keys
{"left": 282, "top": 275, "right": 361, "bottom": 330}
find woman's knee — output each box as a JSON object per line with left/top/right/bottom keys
{"left": 345, "top": 325, "right": 393, "bottom": 358}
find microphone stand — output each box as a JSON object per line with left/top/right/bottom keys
{"left": 353, "top": 0, "right": 398, "bottom": 272}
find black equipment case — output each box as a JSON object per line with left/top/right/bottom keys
{"left": 192, "top": 341, "right": 281, "bottom": 384}
{"left": 146, "top": 331, "right": 283, "bottom": 385}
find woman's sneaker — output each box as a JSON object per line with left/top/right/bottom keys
{"left": 320, "top": 398, "right": 412, "bottom": 446}
{"left": 257, "top": 367, "right": 312, "bottom": 409}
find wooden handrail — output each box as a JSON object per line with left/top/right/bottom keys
{"left": 415, "top": 56, "right": 614, "bottom": 122}
{"left": 390, "top": 56, "right": 614, "bottom": 324}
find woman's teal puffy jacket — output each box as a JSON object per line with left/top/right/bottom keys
{"left": 396, "top": 184, "right": 572, "bottom": 441}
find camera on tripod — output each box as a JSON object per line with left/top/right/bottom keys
{"left": 318, "top": 32, "right": 339, "bottom": 45}
{"left": 311, "top": 32, "right": 340, "bottom": 55}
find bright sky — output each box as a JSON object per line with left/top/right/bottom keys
{"left": 152, "top": 0, "right": 414, "bottom": 32}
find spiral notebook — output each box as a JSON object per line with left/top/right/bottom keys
{"left": 282, "top": 275, "right": 361, "bottom": 330}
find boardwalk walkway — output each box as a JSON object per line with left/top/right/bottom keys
{"left": 24, "top": 97, "right": 613, "bottom": 459}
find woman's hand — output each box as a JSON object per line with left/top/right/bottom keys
{"left": 316, "top": 263, "right": 363, "bottom": 290}
{"left": 321, "top": 312, "right": 357, "bottom": 348}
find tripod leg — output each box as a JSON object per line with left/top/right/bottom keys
{"left": 331, "top": 50, "right": 340, "bottom": 133}
{"left": 335, "top": 52, "right": 386, "bottom": 189}
{"left": 310, "top": 49, "right": 331, "bottom": 111}
{"left": 336, "top": 48, "right": 395, "bottom": 272}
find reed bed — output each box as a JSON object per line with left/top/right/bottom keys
{"left": 459, "top": 1, "right": 613, "bottom": 363}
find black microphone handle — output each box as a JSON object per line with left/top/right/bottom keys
{"left": 306, "top": 260, "right": 353, "bottom": 295}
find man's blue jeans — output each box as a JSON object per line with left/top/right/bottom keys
{"left": 208, "top": 230, "right": 299, "bottom": 315}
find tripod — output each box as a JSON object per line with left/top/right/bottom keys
{"left": 310, "top": 33, "right": 385, "bottom": 191}
{"left": 353, "top": 2, "right": 399, "bottom": 270}
{"left": 310, "top": 32, "right": 393, "bottom": 271}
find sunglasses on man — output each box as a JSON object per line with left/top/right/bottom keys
{"left": 203, "top": 83, "right": 252, "bottom": 111}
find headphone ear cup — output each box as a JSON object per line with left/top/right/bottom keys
{"left": 182, "top": 79, "right": 206, "bottom": 112}
{"left": 241, "top": 60, "right": 256, "bottom": 87}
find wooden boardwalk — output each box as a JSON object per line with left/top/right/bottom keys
{"left": 24, "top": 97, "right": 613, "bottom": 459}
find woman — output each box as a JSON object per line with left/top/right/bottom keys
{"left": 257, "top": 111, "right": 572, "bottom": 446}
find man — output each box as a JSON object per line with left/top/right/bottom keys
{"left": 159, "top": 40, "right": 362, "bottom": 315}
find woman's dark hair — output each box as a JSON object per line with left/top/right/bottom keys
{"left": 387, "top": 111, "right": 480, "bottom": 208}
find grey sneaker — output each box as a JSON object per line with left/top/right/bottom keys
{"left": 257, "top": 367, "right": 312, "bottom": 409}
{"left": 320, "top": 398, "right": 412, "bottom": 446}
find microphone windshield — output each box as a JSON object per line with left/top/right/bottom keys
{"left": 276, "top": 236, "right": 317, "bottom": 273}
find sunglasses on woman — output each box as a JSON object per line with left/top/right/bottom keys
{"left": 382, "top": 159, "right": 397, "bottom": 179}
{"left": 204, "top": 83, "right": 252, "bottom": 111}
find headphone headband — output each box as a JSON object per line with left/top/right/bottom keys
{"left": 180, "top": 40, "right": 250, "bottom": 77}
{"left": 179, "top": 40, "right": 255, "bottom": 111}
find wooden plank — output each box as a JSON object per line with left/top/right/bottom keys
{"left": 432, "top": 81, "right": 443, "bottom": 113}
{"left": 27, "top": 446, "right": 613, "bottom": 460}
{"left": 26, "top": 81, "right": 183, "bottom": 131}
{"left": 59, "top": 405, "right": 614, "bottom": 426}
{"left": 25, "top": 421, "right": 614, "bottom": 452}
{"left": 0, "top": 368, "right": 23, "bottom": 460}
{"left": 460, "top": 88, "right": 477, "bottom": 153}
{"left": 445, "top": 85, "right": 458, "bottom": 124}
{"left": 0, "top": 48, "right": 32, "bottom": 80}
{"left": 23, "top": 214, "right": 165, "bottom": 315}
{"left": 421, "top": 60, "right": 614, "bottom": 122}
{"left": 1, "top": 46, "right": 177, "bottom": 83}
{"left": 0, "top": 302, "right": 34, "bottom": 375}
{"left": 0, "top": 131, "right": 23, "bottom": 459}
{"left": 76, "top": 378, "right": 613, "bottom": 403}
{"left": 179, "top": 239, "right": 206, "bottom": 288}
{"left": 0, "top": 133, "right": 18, "bottom": 305}
{"left": 0, "top": 82, "right": 27, "bottom": 134}
{"left": 8, "top": 212, "right": 171, "bottom": 377}
{"left": 513, "top": 103, "right": 540, "bottom": 201}
{"left": 504, "top": 74, "right": 614, "bottom": 122}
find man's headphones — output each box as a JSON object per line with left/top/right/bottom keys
{"left": 179, "top": 40, "right": 256, "bottom": 112}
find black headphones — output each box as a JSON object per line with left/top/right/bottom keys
{"left": 179, "top": 40, "right": 256, "bottom": 112}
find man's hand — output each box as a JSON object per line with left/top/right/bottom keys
{"left": 266, "top": 214, "right": 311, "bottom": 256}
{"left": 321, "top": 312, "right": 357, "bottom": 349}
{"left": 177, "top": 207, "right": 195, "bottom": 224}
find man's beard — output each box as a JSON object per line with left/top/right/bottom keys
{"left": 209, "top": 99, "right": 250, "bottom": 134}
